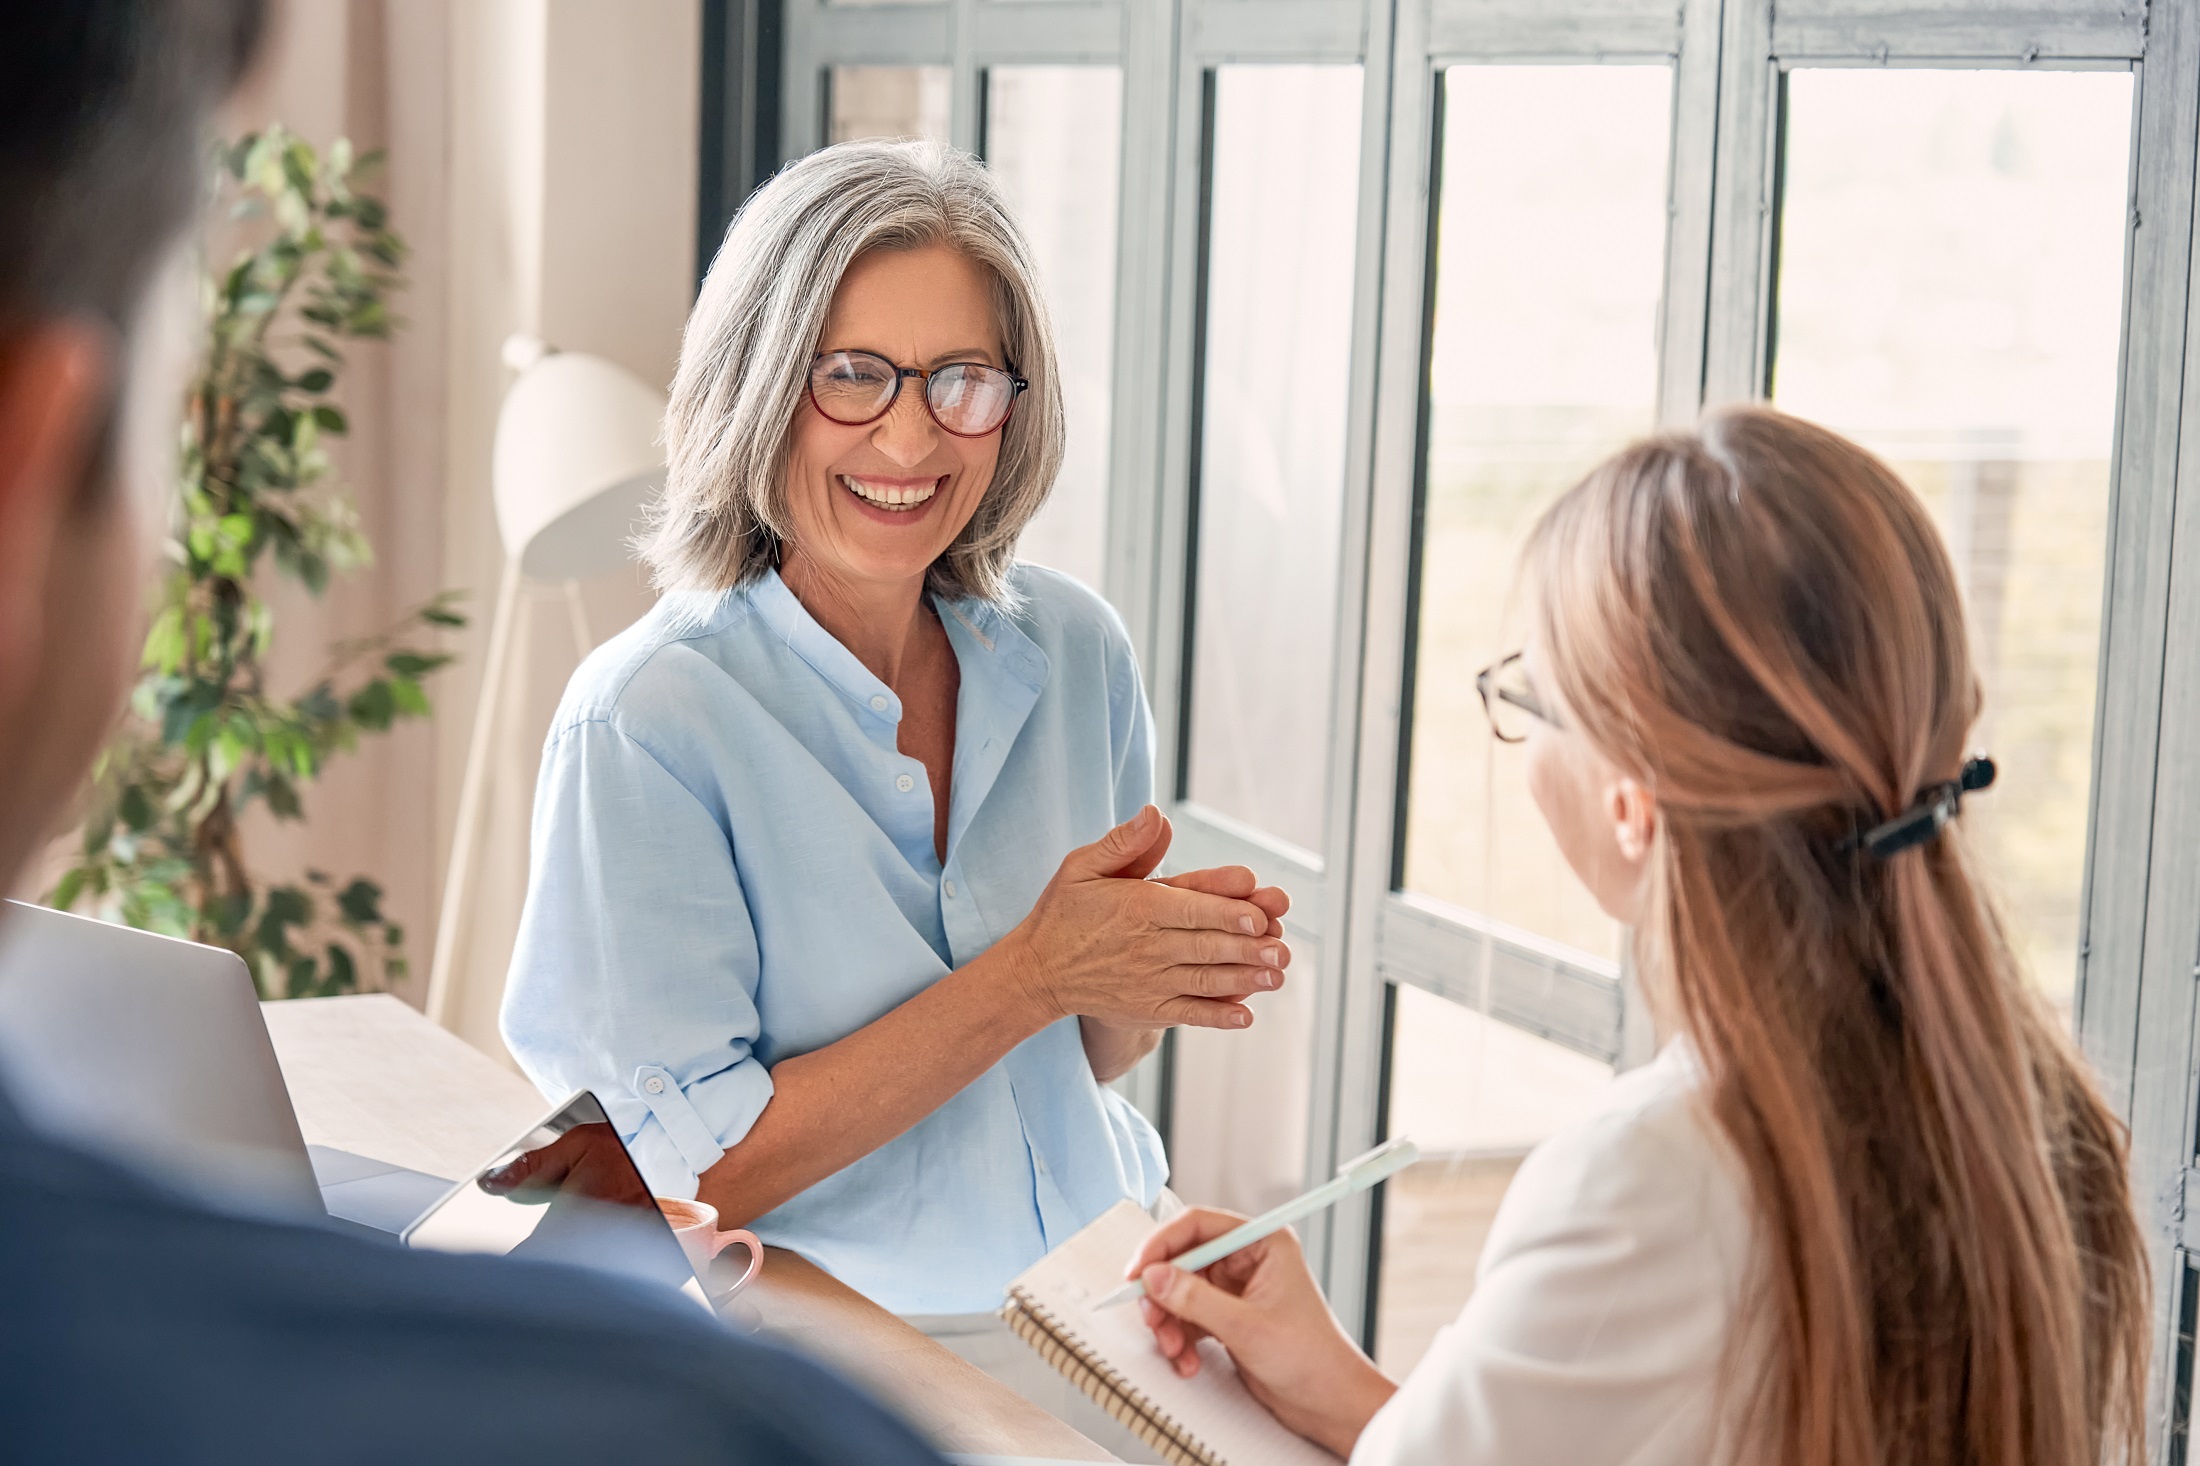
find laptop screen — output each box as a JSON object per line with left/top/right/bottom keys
{"left": 402, "top": 1091, "right": 704, "bottom": 1305}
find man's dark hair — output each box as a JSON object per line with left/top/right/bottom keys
{"left": 0, "top": 0, "right": 267, "bottom": 334}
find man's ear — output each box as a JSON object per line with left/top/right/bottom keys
{"left": 1606, "top": 775, "right": 1659, "bottom": 865}
{"left": 0, "top": 322, "right": 114, "bottom": 707}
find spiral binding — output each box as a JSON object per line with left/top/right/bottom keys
{"left": 1001, "top": 1286, "right": 1223, "bottom": 1466}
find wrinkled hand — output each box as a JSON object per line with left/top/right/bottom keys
{"left": 1127, "top": 1207, "right": 1396, "bottom": 1458}
{"left": 1097, "top": 809, "right": 1291, "bottom": 940}
{"left": 1003, "top": 806, "right": 1293, "bottom": 1031}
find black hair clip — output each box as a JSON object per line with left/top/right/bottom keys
{"left": 1843, "top": 756, "right": 1997, "bottom": 861}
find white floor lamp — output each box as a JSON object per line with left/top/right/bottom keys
{"left": 424, "top": 336, "right": 668, "bottom": 1029}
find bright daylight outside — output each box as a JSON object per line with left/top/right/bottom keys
{"left": 1378, "top": 61, "right": 1670, "bottom": 1373}
{"left": 1771, "top": 67, "right": 2133, "bottom": 1030}
{"left": 1377, "top": 64, "right": 2133, "bottom": 1375}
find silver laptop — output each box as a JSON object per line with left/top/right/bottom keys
{"left": 0, "top": 899, "right": 449, "bottom": 1233}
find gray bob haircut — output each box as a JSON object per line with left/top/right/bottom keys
{"left": 644, "top": 138, "right": 1066, "bottom": 603}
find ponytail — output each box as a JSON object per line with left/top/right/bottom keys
{"left": 1528, "top": 406, "right": 2148, "bottom": 1466}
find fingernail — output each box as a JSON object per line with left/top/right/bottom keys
{"left": 1238, "top": 916, "right": 1259, "bottom": 935}
{"left": 1230, "top": 1010, "right": 1251, "bottom": 1028}
{"left": 1260, "top": 946, "right": 1282, "bottom": 966}
{"left": 1257, "top": 970, "right": 1280, "bottom": 990}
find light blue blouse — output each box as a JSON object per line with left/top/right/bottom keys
{"left": 500, "top": 564, "right": 1167, "bottom": 1314}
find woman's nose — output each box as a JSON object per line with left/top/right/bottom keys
{"left": 868, "top": 383, "right": 939, "bottom": 466}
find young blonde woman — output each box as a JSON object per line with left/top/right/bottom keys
{"left": 1127, "top": 406, "right": 2150, "bottom": 1465}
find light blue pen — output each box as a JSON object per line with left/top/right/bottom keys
{"left": 1094, "top": 1136, "right": 1422, "bottom": 1311}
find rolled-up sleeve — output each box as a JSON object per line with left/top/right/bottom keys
{"left": 1107, "top": 622, "right": 1156, "bottom": 822}
{"left": 500, "top": 717, "right": 773, "bottom": 1198}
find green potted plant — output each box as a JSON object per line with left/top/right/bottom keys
{"left": 49, "top": 126, "right": 462, "bottom": 1000}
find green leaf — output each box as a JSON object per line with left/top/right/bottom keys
{"left": 347, "top": 679, "right": 396, "bottom": 730}
{"left": 264, "top": 773, "right": 302, "bottom": 820}
{"left": 141, "top": 606, "right": 187, "bottom": 673}
{"left": 388, "top": 678, "right": 429, "bottom": 717}
{"left": 82, "top": 813, "right": 116, "bottom": 858}
{"left": 325, "top": 943, "right": 358, "bottom": 994}
{"left": 118, "top": 784, "right": 156, "bottom": 833}
{"left": 420, "top": 607, "right": 467, "bottom": 628}
{"left": 385, "top": 651, "right": 450, "bottom": 678}
{"left": 336, "top": 878, "right": 382, "bottom": 926}
{"left": 265, "top": 885, "right": 313, "bottom": 927}
{"left": 49, "top": 868, "right": 86, "bottom": 913}
{"left": 295, "top": 368, "right": 334, "bottom": 394}
{"left": 312, "top": 405, "right": 348, "bottom": 433}
{"left": 210, "top": 891, "right": 252, "bottom": 937}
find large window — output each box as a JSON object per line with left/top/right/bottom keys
{"left": 746, "top": 1, "right": 2200, "bottom": 1448}
{"left": 1184, "top": 64, "right": 1364, "bottom": 857}
{"left": 1399, "top": 62, "right": 1671, "bottom": 957}
{"left": 1375, "top": 60, "right": 1674, "bottom": 1371}
{"left": 1768, "top": 69, "right": 2134, "bottom": 1023}
{"left": 982, "top": 65, "right": 1125, "bottom": 590}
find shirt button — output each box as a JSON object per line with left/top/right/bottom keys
{"left": 1035, "top": 1154, "right": 1050, "bottom": 1176}
{"left": 895, "top": 773, "right": 916, "bottom": 793}
{"left": 642, "top": 1075, "right": 667, "bottom": 1095}
{"left": 944, "top": 878, "right": 958, "bottom": 899}
{"left": 869, "top": 694, "right": 889, "bottom": 713}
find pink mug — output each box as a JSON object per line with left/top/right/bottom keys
{"left": 656, "top": 1197, "right": 764, "bottom": 1302}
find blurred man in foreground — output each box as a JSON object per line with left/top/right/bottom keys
{"left": 0, "top": 5, "right": 948, "bottom": 1462}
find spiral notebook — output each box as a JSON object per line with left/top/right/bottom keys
{"left": 999, "top": 1201, "right": 1342, "bottom": 1466}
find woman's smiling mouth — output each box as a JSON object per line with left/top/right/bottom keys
{"left": 840, "top": 474, "right": 941, "bottom": 512}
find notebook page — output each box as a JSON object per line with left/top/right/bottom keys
{"left": 1010, "top": 1201, "right": 1342, "bottom": 1466}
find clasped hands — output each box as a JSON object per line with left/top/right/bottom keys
{"left": 998, "top": 803, "right": 1292, "bottom": 1033}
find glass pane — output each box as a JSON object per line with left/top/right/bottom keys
{"left": 828, "top": 65, "right": 951, "bottom": 145}
{"left": 1374, "top": 983, "right": 1618, "bottom": 1373}
{"left": 1398, "top": 65, "right": 1673, "bottom": 963}
{"left": 1184, "top": 65, "right": 1365, "bottom": 855}
{"left": 986, "top": 66, "right": 1124, "bottom": 592}
{"left": 1167, "top": 948, "right": 1321, "bottom": 1218}
{"left": 1771, "top": 70, "right": 2133, "bottom": 1021}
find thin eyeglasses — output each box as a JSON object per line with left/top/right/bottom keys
{"left": 807, "top": 350, "right": 1028, "bottom": 438}
{"left": 1475, "top": 650, "right": 1559, "bottom": 743}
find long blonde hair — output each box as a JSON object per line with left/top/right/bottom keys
{"left": 1526, "top": 406, "right": 2148, "bottom": 1465}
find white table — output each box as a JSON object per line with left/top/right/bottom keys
{"left": 262, "top": 994, "right": 1116, "bottom": 1462}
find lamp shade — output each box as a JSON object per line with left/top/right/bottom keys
{"left": 491, "top": 351, "right": 668, "bottom": 581}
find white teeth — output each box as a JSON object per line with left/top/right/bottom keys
{"left": 841, "top": 475, "right": 938, "bottom": 511}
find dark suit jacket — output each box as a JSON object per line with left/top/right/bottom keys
{"left": 0, "top": 1087, "right": 950, "bottom": 1465}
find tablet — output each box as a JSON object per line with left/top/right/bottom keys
{"left": 403, "top": 1090, "right": 711, "bottom": 1312}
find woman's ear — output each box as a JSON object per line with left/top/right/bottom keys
{"left": 1606, "top": 776, "right": 1659, "bottom": 865}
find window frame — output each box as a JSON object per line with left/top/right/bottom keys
{"left": 735, "top": 0, "right": 2200, "bottom": 1444}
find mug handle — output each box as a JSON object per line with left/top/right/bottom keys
{"left": 703, "top": 1227, "right": 765, "bottom": 1296}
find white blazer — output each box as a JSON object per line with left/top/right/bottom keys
{"left": 1353, "top": 1043, "right": 1756, "bottom": 1465}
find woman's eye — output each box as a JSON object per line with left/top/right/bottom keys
{"left": 822, "top": 358, "right": 892, "bottom": 387}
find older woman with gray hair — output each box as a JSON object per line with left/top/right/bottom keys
{"left": 499, "top": 140, "right": 1291, "bottom": 1340}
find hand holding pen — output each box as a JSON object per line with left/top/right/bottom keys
{"left": 1118, "top": 1139, "right": 1420, "bottom": 1459}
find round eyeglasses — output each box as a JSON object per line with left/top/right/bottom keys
{"left": 1475, "top": 650, "right": 1559, "bottom": 744}
{"left": 807, "top": 350, "right": 1028, "bottom": 438}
